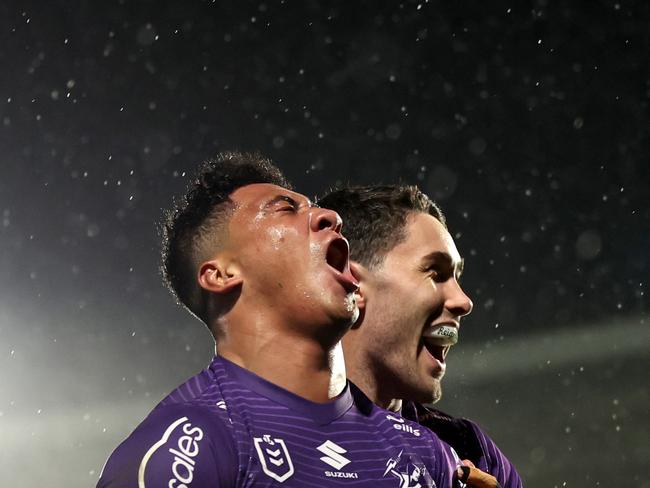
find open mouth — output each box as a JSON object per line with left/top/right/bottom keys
{"left": 422, "top": 339, "right": 450, "bottom": 364}
{"left": 421, "top": 324, "right": 459, "bottom": 364}
{"left": 325, "top": 237, "right": 349, "bottom": 273}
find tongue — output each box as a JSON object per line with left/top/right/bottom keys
{"left": 422, "top": 324, "right": 458, "bottom": 347}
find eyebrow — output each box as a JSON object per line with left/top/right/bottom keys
{"left": 419, "top": 251, "right": 465, "bottom": 278}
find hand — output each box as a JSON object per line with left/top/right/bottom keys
{"left": 456, "top": 459, "right": 502, "bottom": 488}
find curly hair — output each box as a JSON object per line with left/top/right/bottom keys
{"left": 318, "top": 185, "right": 445, "bottom": 270}
{"left": 161, "top": 151, "right": 292, "bottom": 324}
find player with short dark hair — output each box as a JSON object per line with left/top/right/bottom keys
{"left": 161, "top": 151, "right": 293, "bottom": 324}
{"left": 98, "top": 153, "right": 465, "bottom": 487}
{"left": 319, "top": 185, "right": 523, "bottom": 488}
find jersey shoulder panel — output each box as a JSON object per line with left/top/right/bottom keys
{"left": 404, "top": 402, "right": 523, "bottom": 488}
{"left": 349, "top": 385, "right": 460, "bottom": 488}
{"left": 464, "top": 418, "right": 523, "bottom": 488}
{"left": 404, "top": 402, "right": 484, "bottom": 464}
{"left": 97, "top": 401, "right": 238, "bottom": 488}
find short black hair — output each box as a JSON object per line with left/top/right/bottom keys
{"left": 318, "top": 185, "right": 445, "bottom": 269}
{"left": 161, "top": 151, "right": 292, "bottom": 324}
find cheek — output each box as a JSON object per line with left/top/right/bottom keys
{"left": 310, "top": 241, "right": 324, "bottom": 255}
{"left": 414, "top": 280, "right": 443, "bottom": 312}
{"left": 367, "top": 305, "right": 413, "bottom": 350}
{"left": 367, "top": 322, "right": 419, "bottom": 374}
{"left": 258, "top": 227, "right": 302, "bottom": 263}
{"left": 268, "top": 228, "right": 285, "bottom": 248}
{"left": 372, "top": 294, "right": 430, "bottom": 354}
{"left": 264, "top": 225, "right": 296, "bottom": 249}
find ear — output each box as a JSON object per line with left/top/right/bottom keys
{"left": 198, "top": 257, "right": 243, "bottom": 295}
{"left": 350, "top": 260, "right": 367, "bottom": 312}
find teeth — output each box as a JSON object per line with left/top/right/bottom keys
{"left": 422, "top": 324, "right": 458, "bottom": 347}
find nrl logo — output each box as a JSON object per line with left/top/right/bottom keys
{"left": 253, "top": 434, "right": 295, "bottom": 483}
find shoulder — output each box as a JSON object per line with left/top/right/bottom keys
{"left": 97, "top": 403, "right": 238, "bottom": 488}
{"left": 461, "top": 417, "right": 523, "bottom": 488}
{"left": 404, "top": 402, "right": 523, "bottom": 488}
{"left": 404, "top": 402, "right": 484, "bottom": 463}
{"left": 394, "top": 414, "right": 461, "bottom": 487}
{"left": 349, "top": 392, "right": 459, "bottom": 485}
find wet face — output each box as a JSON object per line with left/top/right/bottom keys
{"left": 358, "top": 212, "right": 473, "bottom": 404}
{"left": 226, "top": 184, "right": 359, "bottom": 335}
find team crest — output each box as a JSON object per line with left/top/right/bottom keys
{"left": 253, "top": 434, "right": 295, "bottom": 482}
{"left": 383, "top": 450, "right": 436, "bottom": 488}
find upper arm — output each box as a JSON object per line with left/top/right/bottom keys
{"left": 97, "top": 407, "right": 238, "bottom": 488}
{"left": 467, "top": 421, "right": 523, "bottom": 488}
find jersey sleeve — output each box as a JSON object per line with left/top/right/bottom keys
{"left": 417, "top": 426, "right": 463, "bottom": 488}
{"left": 405, "top": 402, "right": 522, "bottom": 488}
{"left": 97, "top": 404, "right": 238, "bottom": 488}
{"left": 465, "top": 420, "right": 523, "bottom": 488}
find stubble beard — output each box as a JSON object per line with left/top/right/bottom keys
{"left": 429, "top": 379, "right": 442, "bottom": 404}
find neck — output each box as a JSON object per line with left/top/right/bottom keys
{"left": 215, "top": 316, "right": 347, "bottom": 404}
{"left": 346, "top": 368, "right": 402, "bottom": 411}
{"left": 342, "top": 337, "right": 401, "bottom": 411}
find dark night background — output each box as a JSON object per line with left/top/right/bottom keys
{"left": 1, "top": 1, "right": 648, "bottom": 486}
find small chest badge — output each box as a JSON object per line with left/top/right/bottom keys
{"left": 384, "top": 450, "right": 436, "bottom": 488}
{"left": 253, "top": 434, "right": 295, "bottom": 483}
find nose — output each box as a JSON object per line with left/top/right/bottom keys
{"left": 445, "top": 280, "right": 473, "bottom": 317}
{"left": 310, "top": 207, "right": 343, "bottom": 234}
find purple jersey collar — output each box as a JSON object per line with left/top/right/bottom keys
{"left": 213, "top": 355, "right": 354, "bottom": 426}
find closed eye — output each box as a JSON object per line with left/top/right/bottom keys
{"left": 276, "top": 195, "right": 298, "bottom": 212}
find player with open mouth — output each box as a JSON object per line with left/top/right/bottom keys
{"left": 320, "top": 184, "right": 522, "bottom": 488}
{"left": 97, "top": 153, "right": 465, "bottom": 488}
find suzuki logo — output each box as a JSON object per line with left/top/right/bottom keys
{"left": 316, "top": 440, "right": 351, "bottom": 470}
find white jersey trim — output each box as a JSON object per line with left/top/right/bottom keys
{"left": 137, "top": 416, "right": 189, "bottom": 488}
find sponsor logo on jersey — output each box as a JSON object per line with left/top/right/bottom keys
{"left": 324, "top": 470, "right": 360, "bottom": 479}
{"left": 317, "top": 440, "right": 359, "bottom": 479}
{"left": 387, "top": 414, "right": 421, "bottom": 437}
{"left": 317, "top": 440, "right": 351, "bottom": 470}
{"left": 137, "top": 416, "right": 204, "bottom": 488}
{"left": 253, "top": 434, "right": 294, "bottom": 483}
{"left": 383, "top": 450, "right": 435, "bottom": 488}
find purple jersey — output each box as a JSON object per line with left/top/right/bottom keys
{"left": 402, "top": 403, "right": 522, "bottom": 488}
{"left": 98, "top": 356, "right": 462, "bottom": 487}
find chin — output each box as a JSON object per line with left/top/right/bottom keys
{"left": 325, "top": 292, "right": 359, "bottom": 325}
{"left": 429, "top": 390, "right": 442, "bottom": 404}
{"left": 429, "top": 378, "right": 443, "bottom": 402}
{"left": 413, "top": 381, "right": 442, "bottom": 405}
{"left": 335, "top": 308, "right": 359, "bottom": 330}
